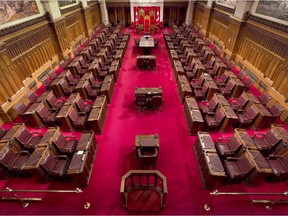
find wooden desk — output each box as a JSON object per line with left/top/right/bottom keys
{"left": 219, "top": 105, "right": 238, "bottom": 132}
{"left": 198, "top": 152, "right": 226, "bottom": 189}
{"left": 184, "top": 108, "right": 204, "bottom": 135}
{"left": 230, "top": 78, "right": 245, "bottom": 98}
{"left": 169, "top": 50, "right": 178, "bottom": 61}
{"left": 67, "top": 131, "right": 98, "bottom": 186}
{"left": 48, "top": 77, "right": 63, "bottom": 98}
{"left": 251, "top": 103, "right": 273, "bottom": 130}
{"left": 23, "top": 102, "right": 44, "bottom": 128}
{"left": 235, "top": 128, "right": 257, "bottom": 149}
{"left": 205, "top": 80, "right": 220, "bottom": 101}
{"left": 0, "top": 124, "right": 24, "bottom": 143}
{"left": 23, "top": 145, "right": 50, "bottom": 179}
{"left": 87, "top": 106, "right": 107, "bottom": 134}
{"left": 245, "top": 148, "right": 273, "bottom": 186}
{"left": 39, "top": 127, "right": 60, "bottom": 145}
{"left": 135, "top": 134, "right": 160, "bottom": 158}
{"left": 75, "top": 80, "right": 89, "bottom": 100}
{"left": 100, "top": 75, "right": 114, "bottom": 103}
{"left": 177, "top": 82, "right": 193, "bottom": 104}
{"left": 56, "top": 105, "right": 73, "bottom": 131}
{"left": 136, "top": 55, "right": 156, "bottom": 70}
{"left": 135, "top": 87, "right": 162, "bottom": 97}
{"left": 194, "top": 132, "right": 217, "bottom": 160}
{"left": 139, "top": 36, "right": 155, "bottom": 54}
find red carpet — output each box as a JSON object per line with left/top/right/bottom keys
{"left": 0, "top": 28, "right": 287, "bottom": 215}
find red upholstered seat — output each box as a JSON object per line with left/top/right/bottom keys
{"left": 253, "top": 128, "right": 282, "bottom": 155}
{"left": 40, "top": 149, "right": 70, "bottom": 180}
{"left": 15, "top": 128, "right": 43, "bottom": 151}
{"left": 215, "top": 134, "right": 243, "bottom": 158}
{"left": 258, "top": 92, "right": 272, "bottom": 107}
{"left": 68, "top": 107, "right": 88, "bottom": 130}
{"left": 204, "top": 110, "right": 225, "bottom": 130}
{"left": 200, "top": 96, "right": 218, "bottom": 114}
{"left": 53, "top": 133, "right": 78, "bottom": 154}
{"left": 223, "top": 152, "right": 255, "bottom": 183}
{"left": 0, "top": 146, "right": 30, "bottom": 175}
{"left": 25, "top": 90, "right": 38, "bottom": 104}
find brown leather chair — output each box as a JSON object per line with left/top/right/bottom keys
{"left": 137, "top": 148, "right": 158, "bottom": 169}
{"left": 237, "top": 70, "right": 246, "bottom": 80}
{"left": 59, "top": 78, "right": 76, "bottom": 97}
{"left": 15, "top": 128, "right": 43, "bottom": 151}
{"left": 40, "top": 148, "right": 70, "bottom": 181}
{"left": 135, "top": 94, "right": 148, "bottom": 110}
{"left": 258, "top": 92, "right": 272, "bottom": 107}
{"left": 41, "top": 76, "right": 52, "bottom": 87}
{"left": 68, "top": 107, "right": 88, "bottom": 130}
{"left": 204, "top": 110, "right": 225, "bottom": 131}
{"left": 147, "top": 56, "right": 156, "bottom": 69}
{"left": 150, "top": 95, "right": 162, "bottom": 111}
{"left": 220, "top": 80, "right": 235, "bottom": 98}
{"left": 48, "top": 70, "right": 58, "bottom": 80}
{"left": 215, "top": 134, "right": 243, "bottom": 158}
{"left": 253, "top": 128, "right": 282, "bottom": 156}
{"left": 223, "top": 152, "right": 255, "bottom": 183}
{"left": 37, "top": 103, "right": 59, "bottom": 127}
{"left": 243, "top": 77, "right": 254, "bottom": 91}
{"left": 229, "top": 93, "right": 249, "bottom": 111}
{"left": 0, "top": 127, "right": 7, "bottom": 140}
{"left": 13, "top": 101, "right": 29, "bottom": 125}
{"left": 75, "top": 96, "right": 92, "bottom": 114}
{"left": 236, "top": 105, "right": 259, "bottom": 128}
{"left": 194, "top": 82, "right": 209, "bottom": 101}
{"left": 0, "top": 146, "right": 30, "bottom": 176}
{"left": 266, "top": 153, "right": 288, "bottom": 181}
{"left": 136, "top": 56, "right": 145, "bottom": 69}
{"left": 46, "top": 92, "right": 66, "bottom": 111}
{"left": 200, "top": 96, "right": 218, "bottom": 115}
{"left": 268, "top": 102, "right": 284, "bottom": 122}
{"left": 25, "top": 90, "right": 38, "bottom": 104}
{"left": 53, "top": 133, "right": 78, "bottom": 155}
{"left": 85, "top": 82, "right": 99, "bottom": 100}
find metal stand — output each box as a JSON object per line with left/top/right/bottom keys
{"left": 0, "top": 187, "right": 82, "bottom": 208}
{"left": 204, "top": 190, "right": 288, "bottom": 210}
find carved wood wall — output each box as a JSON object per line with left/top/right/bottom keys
{"left": 192, "top": 4, "right": 288, "bottom": 122}
{"left": 0, "top": 2, "right": 102, "bottom": 122}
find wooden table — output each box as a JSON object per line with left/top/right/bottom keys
{"left": 139, "top": 36, "right": 155, "bottom": 54}
{"left": 135, "top": 134, "right": 160, "bottom": 158}
{"left": 219, "top": 105, "right": 238, "bottom": 132}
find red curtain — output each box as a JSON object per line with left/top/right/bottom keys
{"left": 134, "top": 6, "right": 160, "bottom": 25}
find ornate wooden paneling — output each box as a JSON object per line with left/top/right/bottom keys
{"left": 0, "top": 43, "right": 24, "bottom": 105}
{"left": 91, "top": 3, "right": 101, "bottom": 28}
{"left": 237, "top": 21, "right": 288, "bottom": 98}
{"left": 194, "top": 3, "right": 209, "bottom": 32}
{"left": 209, "top": 9, "right": 230, "bottom": 45}
{"left": 65, "top": 11, "right": 85, "bottom": 45}
{"left": 50, "top": 18, "right": 70, "bottom": 56}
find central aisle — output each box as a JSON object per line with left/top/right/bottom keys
{"left": 88, "top": 29, "right": 203, "bottom": 214}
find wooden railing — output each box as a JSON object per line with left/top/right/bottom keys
{"left": 120, "top": 170, "right": 168, "bottom": 208}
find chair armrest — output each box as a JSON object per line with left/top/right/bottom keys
{"left": 217, "top": 138, "right": 230, "bottom": 142}
{"left": 17, "top": 150, "right": 30, "bottom": 155}
{"left": 49, "top": 108, "right": 58, "bottom": 113}
{"left": 253, "top": 133, "right": 265, "bottom": 138}
{"left": 225, "top": 157, "right": 239, "bottom": 161}
{"left": 56, "top": 155, "right": 69, "bottom": 160}
{"left": 64, "top": 135, "right": 76, "bottom": 140}
{"left": 207, "top": 112, "right": 216, "bottom": 116}
{"left": 31, "top": 132, "right": 43, "bottom": 137}
{"left": 267, "top": 154, "right": 282, "bottom": 159}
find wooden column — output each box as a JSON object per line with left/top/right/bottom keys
{"left": 227, "top": 16, "right": 246, "bottom": 59}
{"left": 81, "top": 4, "right": 90, "bottom": 37}
{"left": 49, "top": 17, "right": 70, "bottom": 59}
{"left": 0, "top": 42, "right": 24, "bottom": 121}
